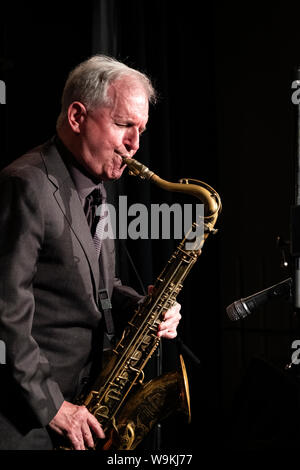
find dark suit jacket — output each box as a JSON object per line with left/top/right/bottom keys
{"left": 0, "top": 138, "right": 142, "bottom": 448}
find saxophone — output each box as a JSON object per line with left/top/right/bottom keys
{"left": 61, "top": 157, "right": 221, "bottom": 450}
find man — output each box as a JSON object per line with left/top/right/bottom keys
{"left": 0, "top": 55, "right": 181, "bottom": 450}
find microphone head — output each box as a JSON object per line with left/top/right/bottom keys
{"left": 226, "top": 300, "right": 250, "bottom": 321}
{"left": 226, "top": 277, "right": 292, "bottom": 321}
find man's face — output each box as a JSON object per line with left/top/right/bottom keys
{"left": 74, "top": 78, "right": 149, "bottom": 180}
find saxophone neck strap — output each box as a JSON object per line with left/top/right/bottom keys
{"left": 98, "top": 288, "right": 116, "bottom": 350}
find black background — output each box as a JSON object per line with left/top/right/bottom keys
{"left": 2, "top": 0, "right": 300, "bottom": 457}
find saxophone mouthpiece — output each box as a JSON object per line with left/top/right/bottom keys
{"left": 120, "top": 156, "right": 155, "bottom": 180}
{"left": 120, "top": 154, "right": 131, "bottom": 162}
{"left": 116, "top": 152, "right": 131, "bottom": 170}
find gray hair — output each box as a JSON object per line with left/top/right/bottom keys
{"left": 56, "top": 55, "right": 156, "bottom": 129}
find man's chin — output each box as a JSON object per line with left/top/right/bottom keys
{"left": 92, "top": 162, "right": 126, "bottom": 181}
{"left": 109, "top": 166, "right": 126, "bottom": 181}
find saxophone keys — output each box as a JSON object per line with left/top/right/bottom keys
{"left": 93, "top": 405, "right": 109, "bottom": 420}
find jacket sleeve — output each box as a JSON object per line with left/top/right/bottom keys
{"left": 111, "top": 277, "right": 145, "bottom": 336}
{"left": 0, "top": 173, "right": 64, "bottom": 427}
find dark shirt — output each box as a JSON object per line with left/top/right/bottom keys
{"left": 54, "top": 135, "right": 105, "bottom": 205}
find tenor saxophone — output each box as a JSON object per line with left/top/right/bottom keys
{"left": 60, "top": 157, "right": 221, "bottom": 450}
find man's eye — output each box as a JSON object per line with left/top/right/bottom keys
{"left": 115, "top": 122, "right": 146, "bottom": 135}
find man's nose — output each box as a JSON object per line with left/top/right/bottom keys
{"left": 124, "top": 128, "right": 140, "bottom": 153}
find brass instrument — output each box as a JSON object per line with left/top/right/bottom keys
{"left": 60, "top": 157, "right": 221, "bottom": 450}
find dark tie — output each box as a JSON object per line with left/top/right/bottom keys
{"left": 84, "top": 188, "right": 102, "bottom": 238}
{"left": 84, "top": 188, "right": 108, "bottom": 256}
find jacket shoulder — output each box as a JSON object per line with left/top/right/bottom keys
{"left": 0, "top": 139, "right": 66, "bottom": 188}
{"left": 0, "top": 141, "right": 50, "bottom": 178}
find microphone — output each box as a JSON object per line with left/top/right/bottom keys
{"left": 226, "top": 277, "right": 293, "bottom": 321}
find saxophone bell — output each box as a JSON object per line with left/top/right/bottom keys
{"left": 102, "top": 354, "right": 191, "bottom": 451}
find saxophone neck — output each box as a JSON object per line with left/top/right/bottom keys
{"left": 121, "top": 156, "right": 222, "bottom": 224}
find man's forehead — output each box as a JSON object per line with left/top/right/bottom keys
{"left": 108, "top": 79, "right": 149, "bottom": 121}
{"left": 108, "top": 76, "right": 148, "bottom": 100}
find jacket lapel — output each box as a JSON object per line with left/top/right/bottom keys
{"left": 40, "top": 139, "right": 100, "bottom": 300}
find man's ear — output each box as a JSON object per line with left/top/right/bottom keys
{"left": 67, "top": 101, "right": 87, "bottom": 134}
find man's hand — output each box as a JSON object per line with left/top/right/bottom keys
{"left": 147, "top": 285, "right": 182, "bottom": 339}
{"left": 49, "top": 400, "right": 105, "bottom": 450}
{"left": 158, "top": 301, "right": 182, "bottom": 339}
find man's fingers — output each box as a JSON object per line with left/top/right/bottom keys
{"left": 81, "top": 422, "right": 95, "bottom": 449}
{"left": 68, "top": 413, "right": 104, "bottom": 450}
{"left": 87, "top": 414, "right": 106, "bottom": 440}
{"left": 164, "top": 330, "right": 178, "bottom": 339}
{"left": 158, "top": 304, "right": 181, "bottom": 334}
{"left": 158, "top": 327, "right": 178, "bottom": 338}
{"left": 49, "top": 401, "right": 105, "bottom": 450}
{"left": 68, "top": 431, "right": 85, "bottom": 450}
{"left": 163, "top": 302, "right": 181, "bottom": 318}
{"left": 162, "top": 310, "right": 181, "bottom": 324}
